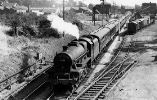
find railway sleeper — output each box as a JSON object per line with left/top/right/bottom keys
{"left": 106, "top": 73, "right": 115, "bottom": 76}
{"left": 108, "top": 71, "right": 116, "bottom": 74}
{"left": 100, "top": 76, "right": 111, "bottom": 80}
{"left": 121, "top": 65, "right": 129, "bottom": 69}
{"left": 91, "top": 87, "right": 103, "bottom": 90}
{"left": 97, "top": 81, "right": 108, "bottom": 84}
{"left": 119, "top": 68, "right": 128, "bottom": 74}
{"left": 94, "top": 84, "right": 105, "bottom": 87}
{"left": 70, "top": 93, "right": 78, "bottom": 97}
{"left": 97, "top": 98, "right": 105, "bottom": 100}
{"left": 117, "top": 73, "right": 124, "bottom": 79}
{"left": 99, "top": 79, "right": 111, "bottom": 83}
{"left": 95, "top": 82, "right": 107, "bottom": 85}
{"left": 106, "top": 64, "right": 116, "bottom": 69}
{"left": 5, "top": 85, "right": 11, "bottom": 90}
{"left": 89, "top": 88, "right": 101, "bottom": 91}
{"left": 78, "top": 97, "right": 91, "bottom": 100}
{"left": 109, "top": 81, "right": 116, "bottom": 86}
{"left": 102, "top": 87, "right": 112, "bottom": 93}
{"left": 107, "top": 84, "right": 114, "bottom": 89}
{"left": 108, "top": 69, "right": 119, "bottom": 73}
{"left": 118, "top": 67, "right": 128, "bottom": 72}
{"left": 104, "top": 87, "right": 112, "bottom": 91}
{"left": 84, "top": 93, "right": 96, "bottom": 96}
{"left": 86, "top": 91, "right": 97, "bottom": 94}
{"left": 102, "top": 90, "right": 109, "bottom": 94}
{"left": 98, "top": 95, "right": 106, "bottom": 99}
{"left": 100, "top": 92, "right": 110, "bottom": 98}
{"left": 84, "top": 84, "right": 91, "bottom": 87}
{"left": 100, "top": 75, "right": 111, "bottom": 79}
{"left": 114, "top": 75, "right": 123, "bottom": 82}
{"left": 81, "top": 95, "right": 94, "bottom": 98}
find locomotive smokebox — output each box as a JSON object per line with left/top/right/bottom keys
{"left": 63, "top": 46, "right": 68, "bottom": 51}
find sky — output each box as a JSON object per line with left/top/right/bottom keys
{"left": 75, "top": 0, "right": 157, "bottom": 6}
{"left": 56, "top": 0, "right": 157, "bottom": 7}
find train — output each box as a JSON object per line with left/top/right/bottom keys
{"left": 51, "top": 12, "right": 132, "bottom": 87}
{"left": 127, "top": 15, "right": 155, "bottom": 34}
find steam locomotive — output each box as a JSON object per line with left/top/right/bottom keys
{"left": 52, "top": 12, "right": 132, "bottom": 86}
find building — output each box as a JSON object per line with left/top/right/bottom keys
{"left": 142, "top": 2, "right": 157, "bottom": 15}
{"left": 125, "top": 6, "right": 134, "bottom": 13}
{"left": 14, "top": 5, "right": 28, "bottom": 13}
{"left": 69, "top": 7, "right": 92, "bottom": 14}
{"left": 93, "top": 1, "right": 111, "bottom": 21}
{"left": 93, "top": 1, "right": 111, "bottom": 15}
{"left": 0, "top": 0, "right": 28, "bottom": 13}
{"left": 1, "top": 0, "right": 17, "bottom": 9}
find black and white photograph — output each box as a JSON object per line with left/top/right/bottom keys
{"left": 0, "top": 0, "right": 156, "bottom": 100}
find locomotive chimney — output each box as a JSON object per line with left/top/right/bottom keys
{"left": 63, "top": 46, "right": 68, "bottom": 51}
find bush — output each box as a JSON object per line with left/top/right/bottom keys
{"left": 0, "top": 12, "right": 47, "bottom": 27}
{"left": 39, "top": 28, "right": 60, "bottom": 38}
{"left": 38, "top": 19, "right": 60, "bottom": 38}
{"left": 38, "top": 19, "right": 51, "bottom": 29}
{"left": 6, "top": 29, "right": 15, "bottom": 36}
{"left": 22, "top": 25, "right": 37, "bottom": 37}
{"left": 0, "top": 13, "right": 62, "bottom": 38}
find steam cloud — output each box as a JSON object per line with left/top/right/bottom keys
{"left": 0, "top": 24, "right": 11, "bottom": 55}
{"left": 47, "top": 14, "right": 79, "bottom": 39}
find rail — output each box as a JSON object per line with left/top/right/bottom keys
{"left": 0, "top": 59, "right": 53, "bottom": 99}
{"left": 71, "top": 55, "right": 137, "bottom": 100}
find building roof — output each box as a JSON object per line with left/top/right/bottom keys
{"left": 1, "top": 1, "right": 17, "bottom": 8}
{"left": 65, "top": 7, "right": 71, "bottom": 11}
{"left": 80, "top": 7, "right": 92, "bottom": 13}
{"left": 93, "top": 4, "right": 111, "bottom": 14}
{"left": 14, "top": 5, "right": 28, "bottom": 10}
{"left": 125, "top": 6, "right": 134, "bottom": 9}
{"left": 71, "top": 7, "right": 79, "bottom": 11}
{"left": 100, "top": 1, "right": 111, "bottom": 5}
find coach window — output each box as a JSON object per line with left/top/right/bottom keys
{"left": 77, "top": 60, "right": 80, "bottom": 64}
{"left": 84, "top": 55, "right": 87, "bottom": 59}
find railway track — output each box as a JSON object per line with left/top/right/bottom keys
{"left": 0, "top": 61, "right": 52, "bottom": 100}
{"left": 66, "top": 35, "right": 139, "bottom": 100}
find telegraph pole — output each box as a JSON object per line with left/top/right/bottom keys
{"left": 63, "top": 0, "right": 65, "bottom": 20}
{"left": 102, "top": 0, "right": 104, "bottom": 26}
{"left": 100, "top": 0, "right": 105, "bottom": 26}
{"left": 100, "top": 0, "right": 106, "bottom": 25}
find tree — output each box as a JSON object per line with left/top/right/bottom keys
{"left": 78, "top": 1, "right": 87, "bottom": 7}
{"left": 22, "top": 0, "right": 31, "bottom": 6}
{"left": 0, "top": 0, "right": 6, "bottom": 2}
{"left": 7, "top": 0, "right": 23, "bottom": 5}
{"left": 88, "top": 4, "right": 94, "bottom": 10}
{"left": 68, "top": 0, "right": 77, "bottom": 7}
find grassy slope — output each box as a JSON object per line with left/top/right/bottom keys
{"left": 0, "top": 12, "right": 101, "bottom": 86}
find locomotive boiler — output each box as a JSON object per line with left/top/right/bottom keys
{"left": 52, "top": 12, "right": 132, "bottom": 86}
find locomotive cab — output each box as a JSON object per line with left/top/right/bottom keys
{"left": 80, "top": 35, "right": 100, "bottom": 62}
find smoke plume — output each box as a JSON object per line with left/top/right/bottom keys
{"left": 0, "top": 24, "right": 11, "bottom": 55}
{"left": 47, "top": 14, "right": 79, "bottom": 39}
